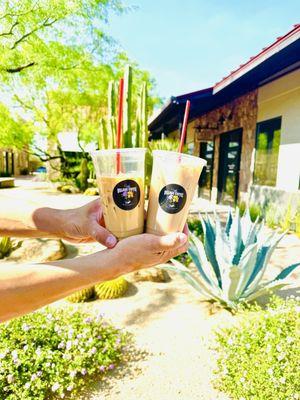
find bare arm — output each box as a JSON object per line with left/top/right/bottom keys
{"left": 0, "top": 231, "right": 188, "bottom": 322}
{"left": 0, "top": 197, "right": 117, "bottom": 247}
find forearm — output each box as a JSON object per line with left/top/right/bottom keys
{"left": 0, "top": 248, "right": 128, "bottom": 322}
{"left": 0, "top": 196, "right": 64, "bottom": 238}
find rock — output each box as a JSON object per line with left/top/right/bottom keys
{"left": 8, "top": 239, "right": 66, "bottom": 263}
{"left": 129, "top": 267, "right": 170, "bottom": 283}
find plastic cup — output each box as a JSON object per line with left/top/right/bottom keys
{"left": 92, "top": 148, "right": 146, "bottom": 239}
{"left": 146, "top": 150, "right": 207, "bottom": 235}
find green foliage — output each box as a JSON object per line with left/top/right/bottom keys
{"left": 66, "top": 287, "right": 94, "bottom": 303}
{"left": 0, "top": 237, "right": 13, "bottom": 259}
{"left": 94, "top": 277, "right": 128, "bottom": 299}
{"left": 280, "top": 202, "right": 293, "bottom": 232}
{"left": 0, "top": 103, "right": 33, "bottom": 148}
{"left": 296, "top": 205, "right": 300, "bottom": 238}
{"left": 265, "top": 203, "right": 282, "bottom": 229}
{"left": 238, "top": 201, "right": 262, "bottom": 222}
{"left": 0, "top": 307, "right": 126, "bottom": 399}
{"left": 161, "top": 209, "right": 300, "bottom": 309}
{"left": 214, "top": 296, "right": 300, "bottom": 400}
{"left": 59, "top": 184, "right": 79, "bottom": 194}
{"left": 76, "top": 158, "right": 89, "bottom": 192}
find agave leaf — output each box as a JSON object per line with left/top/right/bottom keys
{"left": 200, "top": 214, "right": 222, "bottom": 287}
{"left": 273, "top": 262, "right": 300, "bottom": 281}
{"left": 229, "top": 208, "right": 243, "bottom": 264}
{"left": 241, "top": 208, "right": 253, "bottom": 244}
{"left": 225, "top": 207, "right": 233, "bottom": 236}
{"left": 244, "top": 280, "right": 290, "bottom": 302}
{"left": 160, "top": 260, "right": 222, "bottom": 302}
{"left": 215, "top": 217, "right": 232, "bottom": 275}
{"left": 222, "top": 265, "right": 242, "bottom": 302}
{"left": 188, "top": 234, "right": 220, "bottom": 290}
{"left": 244, "top": 230, "right": 286, "bottom": 293}
{"left": 235, "top": 243, "right": 258, "bottom": 298}
{"left": 243, "top": 217, "right": 260, "bottom": 248}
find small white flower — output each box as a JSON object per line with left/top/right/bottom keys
{"left": 267, "top": 368, "right": 273, "bottom": 375}
{"left": 22, "top": 323, "right": 30, "bottom": 332}
{"left": 11, "top": 350, "right": 18, "bottom": 360}
{"left": 266, "top": 344, "right": 272, "bottom": 353}
{"left": 240, "top": 377, "right": 245, "bottom": 383}
{"left": 67, "top": 385, "right": 74, "bottom": 391}
{"left": 245, "top": 343, "right": 251, "bottom": 349}
{"left": 46, "top": 313, "right": 53, "bottom": 320}
{"left": 66, "top": 341, "right": 72, "bottom": 350}
{"left": 227, "top": 338, "right": 234, "bottom": 345}
{"left": 70, "top": 370, "right": 77, "bottom": 378}
{"left": 0, "top": 351, "right": 7, "bottom": 359}
{"left": 286, "top": 336, "right": 294, "bottom": 344}
{"left": 37, "top": 371, "right": 42, "bottom": 377}
{"left": 90, "top": 347, "right": 97, "bottom": 355}
{"left": 45, "top": 362, "right": 51, "bottom": 367}
{"left": 279, "top": 377, "right": 286, "bottom": 384}
{"left": 73, "top": 339, "right": 79, "bottom": 346}
{"left": 31, "top": 373, "right": 37, "bottom": 381}
{"left": 277, "top": 353, "right": 286, "bottom": 361}
{"left": 51, "top": 382, "right": 60, "bottom": 392}
{"left": 24, "top": 382, "right": 30, "bottom": 389}
{"left": 23, "top": 345, "right": 29, "bottom": 351}
{"left": 58, "top": 342, "right": 65, "bottom": 349}
{"left": 7, "top": 374, "right": 14, "bottom": 384}
{"left": 81, "top": 368, "right": 87, "bottom": 376}
{"left": 35, "top": 347, "right": 42, "bottom": 356}
{"left": 276, "top": 344, "right": 282, "bottom": 352}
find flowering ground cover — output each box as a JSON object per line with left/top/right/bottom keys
{"left": 213, "top": 297, "right": 300, "bottom": 400}
{"left": 0, "top": 307, "right": 127, "bottom": 399}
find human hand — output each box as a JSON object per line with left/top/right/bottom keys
{"left": 57, "top": 200, "right": 117, "bottom": 248}
{"left": 111, "top": 224, "right": 189, "bottom": 273}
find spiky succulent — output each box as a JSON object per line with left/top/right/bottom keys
{"left": 94, "top": 277, "right": 128, "bottom": 300}
{"left": 66, "top": 287, "right": 94, "bottom": 303}
{"left": 0, "top": 237, "right": 13, "bottom": 259}
{"left": 161, "top": 210, "right": 299, "bottom": 309}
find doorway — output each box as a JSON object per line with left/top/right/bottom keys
{"left": 198, "top": 141, "right": 214, "bottom": 199}
{"left": 217, "top": 129, "right": 243, "bottom": 205}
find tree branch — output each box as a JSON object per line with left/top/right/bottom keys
{"left": 10, "top": 17, "right": 59, "bottom": 49}
{"left": 6, "top": 62, "right": 35, "bottom": 73}
{"left": 0, "top": 20, "right": 19, "bottom": 37}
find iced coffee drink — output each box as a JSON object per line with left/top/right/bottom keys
{"left": 146, "top": 150, "right": 206, "bottom": 235}
{"left": 92, "top": 148, "right": 146, "bottom": 239}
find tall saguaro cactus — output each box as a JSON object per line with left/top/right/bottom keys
{"left": 107, "top": 80, "right": 116, "bottom": 148}
{"left": 123, "top": 65, "right": 133, "bottom": 147}
{"left": 140, "top": 82, "right": 148, "bottom": 148}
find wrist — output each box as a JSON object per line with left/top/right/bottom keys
{"left": 32, "top": 207, "right": 67, "bottom": 238}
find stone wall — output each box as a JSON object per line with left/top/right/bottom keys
{"left": 192, "top": 90, "right": 258, "bottom": 203}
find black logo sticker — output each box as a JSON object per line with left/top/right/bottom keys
{"left": 159, "top": 184, "right": 187, "bottom": 214}
{"left": 113, "top": 180, "right": 140, "bottom": 211}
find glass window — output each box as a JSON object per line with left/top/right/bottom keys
{"left": 253, "top": 117, "right": 281, "bottom": 186}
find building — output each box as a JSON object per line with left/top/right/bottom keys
{"left": 148, "top": 25, "right": 300, "bottom": 207}
{"left": 0, "top": 148, "right": 29, "bottom": 176}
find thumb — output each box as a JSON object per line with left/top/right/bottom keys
{"left": 152, "top": 232, "right": 188, "bottom": 252}
{"left": 89, "top": 222, "right": 117, "bottom": 248}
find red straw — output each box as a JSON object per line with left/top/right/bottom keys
{"left": 116, "top": 78, "right": 124, "bottom": 173}
{"left": 178, "top": 100, "right": 191, "bottom": 154}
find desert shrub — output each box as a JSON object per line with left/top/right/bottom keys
{"left": 214, "top": 297, "right": 300, "bottom": 400}
{"left": 0, "top": 237, "right": 13, "bottom": 259}
{"left": 238, "top": 201, "right": 262, "bottom": 222}
{"left": 265, "top": 203, "right": 282, "bottom": 229}
{"left": 0, "top": 308, "right": 127, "bottom": 399}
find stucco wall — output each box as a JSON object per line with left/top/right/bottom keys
{"left": 257, "top": 68, "right": 300, "bottom": 191}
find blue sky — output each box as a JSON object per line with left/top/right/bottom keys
{"left": 106, "top": 0, "right": 300, "bottom": 101}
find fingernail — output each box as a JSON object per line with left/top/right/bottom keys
{"left": 177, "top": 233, "right": 187, "bottom": 245}
{"left": 106, "top": 235, "right": 117, "bottom": 248}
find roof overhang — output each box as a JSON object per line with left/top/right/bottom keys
{"left": 214, "top": 24, "right": 300, "bottom": 93}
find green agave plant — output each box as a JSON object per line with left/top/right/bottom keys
{"left": 161, "top": 210, "right": 299, "bottom": 309}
